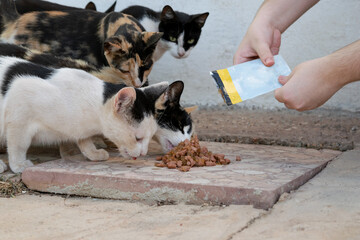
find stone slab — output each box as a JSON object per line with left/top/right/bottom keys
{"left": 22, "top": 142, "right": 341, "bottom": 209}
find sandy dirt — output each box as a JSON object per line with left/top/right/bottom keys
{"left": 192, "top": 107, "right": 360, "bottom": 151}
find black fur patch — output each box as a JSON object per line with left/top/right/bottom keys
{"left": 121, "top": 5, "right": 159, "bottom": 21}
{"left": 2, "top": 61, "right": 55, "bottom": 95}
{"left": 103, "top": 82, "right": 154, "bottom": 122}
{"left": 0, "top": 43, "right": 27, "bottom": 58}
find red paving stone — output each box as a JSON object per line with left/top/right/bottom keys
{"left": 22, "top": 142, "right": 340, "bottom": 209}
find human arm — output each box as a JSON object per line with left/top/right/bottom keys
{"left": 233, "top": 0, "right": 319, "bottom": 66}
{"left": 274, "top": 39, "right": 360, "bottom": 111}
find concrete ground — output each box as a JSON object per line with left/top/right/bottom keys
{"left": 0, "top": 109, "right": 359, "bottom": 239}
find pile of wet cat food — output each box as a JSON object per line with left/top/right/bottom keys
{"left": 155, "top": 135, "right": 231, "bottom": 172}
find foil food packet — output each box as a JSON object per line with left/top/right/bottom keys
{"left": 210, "top": 55, "right": 291, "bottom": 106}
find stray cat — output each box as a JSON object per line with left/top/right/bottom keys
{"left": 0, "top": 43, "right": 196, "bottom": 153}
{"left": 0, "top": 0, "right": 162, "bottom": 87}
{"left": 122, "top": 5, "right": 209, "bottom": 61}
{"left": 0, "top": 56, "right": 170, "bottom": 173}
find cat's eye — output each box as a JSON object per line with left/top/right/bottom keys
{"left": 169, "top": 36, "right": 177, "bottom": 42}
{"left": 120, "top": 69, "right": 129, "bottom": 74}
{"left": 187, "top": 39, "right": 195, "bottom": 44}
{"left": 136, "top": 137, "right": 143, "bottom": 142}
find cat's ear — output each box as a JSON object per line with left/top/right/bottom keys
{"left": 114, "top": 87, "right": 136, "bottom": 114}
{"left": 192, "top": 13, "right": 209, "bottom": 28}
{"left": 142, "top": 32, "right": 164, "bottom": 49}
{"left": 167, "top": 81, "right": 184, "bottom": 104}
{"left": 85, "top": 2, "right": 97, "bottom": 11}
{"left": 105, "top": 1, "right": 116, "bottom": 13}
{"left": 155, "top": 81, "right": 184, "bottom": 110}
{"left": 160, "top": 5, "right": 176, "bottom": 21}
{"left": 104, "top": 36, "right": 127, "bottom": 55}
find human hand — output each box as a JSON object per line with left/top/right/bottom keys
{"left": 233, "top": 22, "right": 281, "bottom": 67}
{"left": 274, "top": 57, "right": 344, "bottom": 111}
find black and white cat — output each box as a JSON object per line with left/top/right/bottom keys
{"left": 0, "top": 56, "right": 170, "bottom": 173}
{"left": 121, "top": 5, "right": 209, "bottom": 61}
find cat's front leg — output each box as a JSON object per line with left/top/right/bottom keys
{"left": 77, "top": 137, "right": 109, "bottom": 161}
{"left": 6, "top": 127, "right": 34, "bottom": 173}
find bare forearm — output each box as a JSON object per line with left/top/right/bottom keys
{"left": 252, "top": 0, "right": 320, "bottom": 32}
{"left": 326, "top": 40, "right": 360, "bottom": 87}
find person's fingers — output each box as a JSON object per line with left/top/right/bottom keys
{"left": 271, "top": 29, "right": 281, "bottom": 55}
{"left": 233, "top": 55, "right": 249, "bottom": 65}
{"left": 255, "top": 42, "right": 274, "bottom": 67}
{"left": 278, "top": 75, "right": 289, "bottom": 85}
{"left": 233, "top": 54, "right": 258, "bottom": 65}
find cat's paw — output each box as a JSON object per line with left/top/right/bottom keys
{"left": 0, "top": 160, "right": 8, "bottom": 173}
{"left": 87, "top": 149, "right": 109, "bottom": 161}
{"left": 10, "top": 160, "right": 34, "bottom": 173}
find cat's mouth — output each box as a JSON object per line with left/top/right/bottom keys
{"left": 172, "top": 53, "right": 188, "bottom": 59}
{"left": 165, "top": 139, "right": 175, "bottom": 151}
{"left": 122, "top": 149, "right": 138, "bottom": 159}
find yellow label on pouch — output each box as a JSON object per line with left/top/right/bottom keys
{"left": 217, "top": 69, "right": 242, "bottom": 104}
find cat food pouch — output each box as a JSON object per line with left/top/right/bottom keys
{"left": 210, "top": 55, "right": 291, "bottom": 105}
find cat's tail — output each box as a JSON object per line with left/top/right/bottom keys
{"left": 0, "top": 0, "right": 20, "bottom": 25}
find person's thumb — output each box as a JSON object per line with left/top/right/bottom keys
{"left": 256, "top": 43, "right": 274, "bottom": 67}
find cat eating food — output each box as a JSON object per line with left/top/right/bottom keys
{"left": 0, "top": 56, "right": 170, "bottom": 173}
{"left": 0, "top": 0, "right": 162, "bottom": 88}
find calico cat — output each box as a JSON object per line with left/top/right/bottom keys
{"left": 121, "top": 5, "right": 209, "bottom": 61}
{"left": 0, "top": 55, "right": 172, "bottom": 173}
{"left": 0, "top": 42, "right": 196, "bottom": 153}
{"left": 0, "top": 0, "right": 162, "bottom": 87}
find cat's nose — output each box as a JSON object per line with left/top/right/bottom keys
{"left": 178, "top": 48, "right": 185, "bottom": 57}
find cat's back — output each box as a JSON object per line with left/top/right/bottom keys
{"left": 121, "top": 5, "right": 160, "bottom": 33}
{"left": 121, "top": 5, "right": 159, "bottom": 21}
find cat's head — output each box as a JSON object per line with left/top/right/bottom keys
{"left": 159, "top": 5, "right": 209, "bottom": 59}
{"left": 102, "top": 81, "right": 169, "bottom": 158}
{"left": 103, "top": 30, "right": 163, "bottom": 87}
{"left": 153, "top": 81, "right": 195, "bottom": 153}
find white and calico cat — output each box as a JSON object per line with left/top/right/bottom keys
{"left": 121, "top": 5, "right": 209, "bottom": 61}
{"left": 0, "top": 56, "right": 169, "bottom": 173}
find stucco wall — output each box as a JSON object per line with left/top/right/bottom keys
{"left": 54, "top": 0, "right": 360, "bottom": 111}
